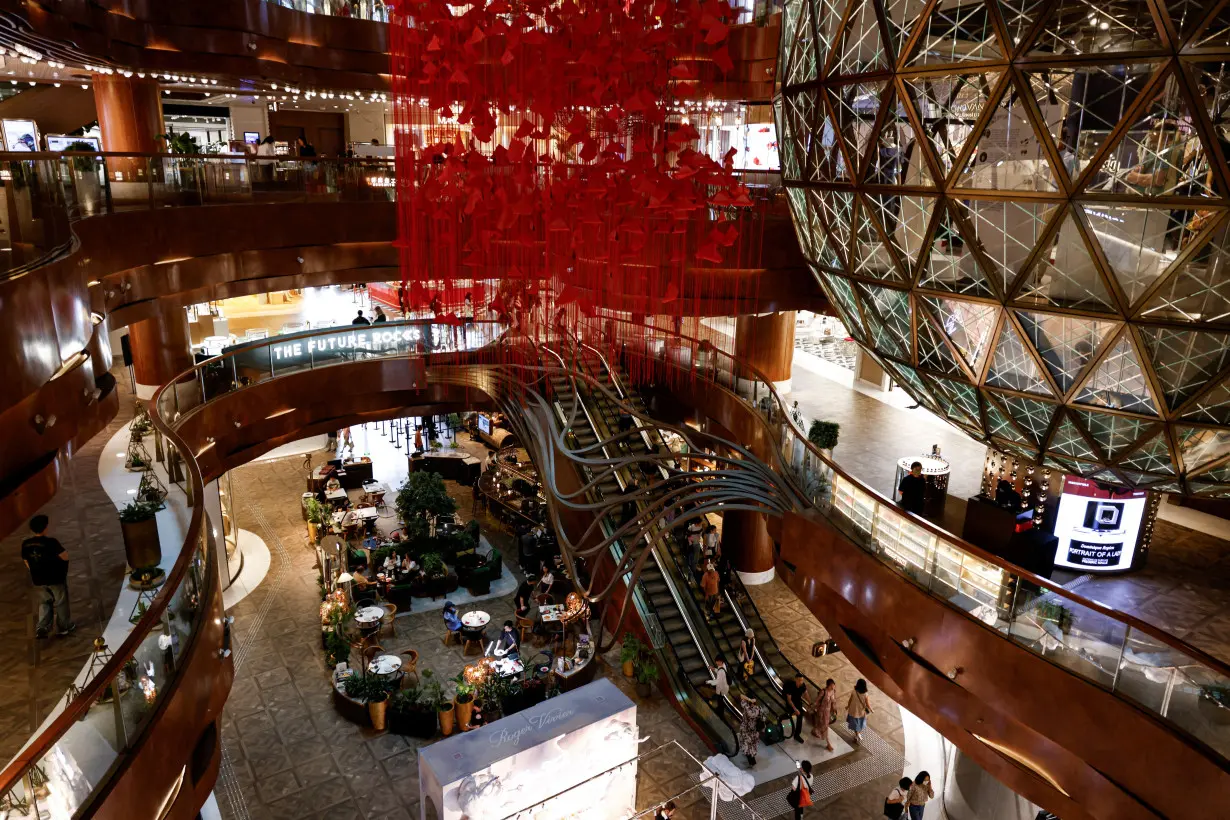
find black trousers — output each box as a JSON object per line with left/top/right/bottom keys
{"left": 788, "top": 711, "right": 802, "bottom": 740}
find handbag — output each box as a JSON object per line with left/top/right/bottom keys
{"left": 883, "top": 799, "right": 904, "bottom": 819}
{"left": 743, "top": 659, "right": 755, "bottom": 676}
{"left": 797, "top": 776, "right": 813, "bottom": 808}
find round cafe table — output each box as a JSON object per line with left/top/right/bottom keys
{"left": 354, "top": 606, "right": 384, "bottom": 626}
{"left": 461, "top": 611, "right": 490, "bottom": 629}
{"left": 369, "top": 654, "right": 402, "bottom": 676}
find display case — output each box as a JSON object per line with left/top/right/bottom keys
{"left": 873, "top": 509, "right": 932, "bottom": 583}
{"left": 832, "top": 475, "right": 875, "bottom": 538}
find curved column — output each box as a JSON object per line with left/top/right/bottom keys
{"left": 735, "top": 310, "right": 794, "bottom": 389}
{"left": 92, "top": 74, "right": 164, "bottom": 153}
{"left": 129, "top": 308, "right": 194, "bottom": 392}
{"left": 722, "top": 508, "right": 775, "bottom": 583}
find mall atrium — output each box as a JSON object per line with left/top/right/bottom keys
{"left": 0, "top": 0, "right": 1228, "bottom": 819}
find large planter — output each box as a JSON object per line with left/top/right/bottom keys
{"left": 307, "top": 522, "right": 319, "bottom": 543}
{"left": 368, "top": 698, "right": 389, "bottom": 731}
{"left": 622, "top": 660, "right": 634, "bottom": 678}
{"left": 121, "top": 518, "right": 161, "bottom": 570}
{"left": 439, "top": 703, "right": 455, "bottom": 736}
{"left": 390, "top": 707, "right": 438, "bottom": 738}
{"left": 635, "top": 682, "right": 653, "bottom": 698}
{"left": 455, "top": 695, "right": 474, "bottom": 731}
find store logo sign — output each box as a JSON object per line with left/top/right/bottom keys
{"left": 265, "top": 327, "right": 424, "bottom": 362}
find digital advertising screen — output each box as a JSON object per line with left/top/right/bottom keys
{"left": 477, "top": 414, "right": 491, "bottom": 435}
{"left": 2, "top": 120, "right": 38, "bottom": 152}
{"left": 1052, "top": 476, "right": 1148, "bottom": 572}
{"left": 46, "top": 135, "right": 101, "bottom": 152}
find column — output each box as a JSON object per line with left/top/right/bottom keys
{"left": 128, "top": 308, "right": 194, "bottom": 394}
{"left": 721, "top": 509, "right": 775, "bottom": 584}
{"left": 735, "top": 311, "right": 795, "bottom": 390}
{"left": 92, "top": 74, "right": 164, "bottom": 154}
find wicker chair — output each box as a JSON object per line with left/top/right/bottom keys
{"left": 362, "top": 644, "right": 385, "bottom": 672}
{"left": 399, "top": 649, "right": 420, "bottom": 687}
{"left": 380, "top": 602, "right": 397, "bottom": 638}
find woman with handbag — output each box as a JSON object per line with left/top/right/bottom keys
{"left": 846, "top": 678, "right": 872, "bottom": 744}
{"left": 787, "top": 760, "right": 813, "bottom": 820}
{"left": 883, "top": 777, "right": 912, "bottom": 819}
{"left": 904, "top": 771, "right": 934, "bottom": 819}
{"left": 737, "top": 629, "right": 757, "bottom": 679}
{"left": 809, "top": 678, "right": 837, "bottom": 751}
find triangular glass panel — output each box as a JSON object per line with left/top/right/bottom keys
{"left": 1119, "top": 431, "right": 1175, "bottom": 474}
{"left": 778, "top": 90, "right": 814, "bottom": 180}
{"left": 1176, "top": 426, "right": 1230, "bottom": 472}
{"left": 851, "top": 196, "right": 908, "bottom": 283}
{"left": 962, "top": 199, "right": 1059, "bottom": 296}
{"left": 1168, "top": 0, "right": 1215, "bottom": 45}
{"left": 1043, "top": 454, "right": 1083, "bottom": 475}
{"left": 884, "top": 195, "right": 937, "bottom": 279}
{"left": 884, "top": 360, "right": 944, "bottom": 411}
{"left": 906, "top": 72, "right": 1002, "bottom": 183}
{"left": 1192, "top": 462, "right": 1230, "bottom": 484}
{"left": 1090, "top": 470, "right": 1124, "bottom": 484}
{"left": 815, "top": 190, "right": 855, "bottom": 257}
{"left": 1139, "top": 327, "right": 1230, "bottom": 411}
{"left": 1193, "top": 6, "right": 1230, "bottom": 49}
{"left": 986, "top": 319, "right": 1053, "bottom": 395}
{"left": 1017, "top": 311, "right": 1117, "bottom": 393}
{"left": 1091, "top": 73, "right": 1218, "bottom": 199}
{"left": 883, "top": 0, "right": 931, "bottom": 61}
{"left": 1082, "top": 204, "right": 1193, "bottom": 307}
{"left": 1182, "top": 376, "right": 1230, "bottom": 426}
{"left": 923, "top": 296, "right": 997, "bottom": 371}
{"left": 859, "top": 283, "right": 914, "bottom": 359}
{"left": 1049, "top": 415, "right": 1099, "bottom": 459}
{"left": 814, "top": 0, "right": 847, "bottom": 72}
{"left": 836, "top": 0, "right": 890, "bottom": 76}
{"left": 1140, "top": 218, "right": 1230, "bottom": 323}
{"left": 1150, "top": 481, "right": 1183, "bottom": 494}
{"left": 807, "top": 107, "right": 850, "bottom": 182}
{"left": 918, "top": 201, "right": 996, "bottom": 297}
{"left": 830, "top": 81, "right": 886, "bottom": 180}
{"left": 786, "top": 187, "right": 820, "bottom": 260}
{"left": 781, "top": 0, "right": 817, "bottom": 87}
{"left": 1014, "top": 209, "right": 1117, "bottom": 313}
{"left": 1029, "top": 0, "right": 1163, "bottom": 56}
{"left": 1192, "top": 63, "right": 1230, "bottom": 162}
{"left": 928, "top": 373, "right": 984, "bottom": 427}
{"left": 868, "top": 90, "right": 932, "bottom": 187}
{"left": 1072, "top": 409, "right": 1151, "bottom": 459}
{"left": 996, "top": 393, "right": 1057, "bottom": 445}
{"left": 992, "top": 0, "right": 1048, "bottom": 54}
{"left": 1116, "top": 469, "right": 1171, "bottom": 487}
{"left": 816, "top": 268, "right": 867, "bottom": 339}
{"left": 775, "top": 96, "right": 797, "bottom": 181}
{"left": 1024, "top": 63, "right": 1156, "bottom": 183}
{"left": 1074, "top": 333, "right": 1159, "bottom": 416}
{"left": 956, "top": 76, "right": 1059, "bottom": 192}
{"left": 802, "top": 189, "right": 847, "bottom": 271}
{"left": 985, "top": 399, "right": 1029, "bottom": 444}
{"left": 916, "top": 310, "right": 966, "bottom": 376}
{"left": 863, "top": 193, "right": 916, "bottom": 269}
{"left": 1187, "top": 478, "right": 1230, "bottom": 497}
{"left": 907, "top": 0, "right": 1002, "bottom": 66}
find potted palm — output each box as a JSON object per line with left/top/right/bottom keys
{"left": 620, "top": 633, "right": 642, "bottom": 678}
{"left": 396, "top": 471, "right": 457, "bottom": 543}
{"left": 633, "top": 655, "right": 659, "bottom": 698}
{"left": 305, "top": 497, "right": 327, "bottom": 544}
{"left": 343, "top": 675, "right": 393, "bottom": 731}
{"left": 120, "top": 500, "right": 162, "bottom": 570}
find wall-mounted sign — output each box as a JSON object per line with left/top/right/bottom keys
{"left": 2, "top": 119, "right": 39, "bottom": 152}
{"left": 1052, "top": 477, "right": 1149, "bottom": 573}
{"left": 46, "top": 135, "right": 102, "bottom": 152}
{"left": 224, "top": 324, "right": 431, "bottom": 372}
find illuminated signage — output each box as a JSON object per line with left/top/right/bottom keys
{"left": 1052, "top": 477, "right": 1148, "bottom": 573}
{"left": 224, "top": 325, "right": 430, "bottom": 370}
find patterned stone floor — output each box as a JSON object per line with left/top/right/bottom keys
{"left": 213, "top": 438, "right": 911, "bottom": 820}
{"left": 0, "top": 370, "right": 135, "bottom": 764}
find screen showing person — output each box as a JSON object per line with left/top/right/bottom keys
{"left": 1052, "top": 477, "right": 1147, "bottom": 572}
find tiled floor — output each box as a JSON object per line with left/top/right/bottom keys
{"left": 213, "top": 435, "right": 912, "bottom": 820}
{"left": 0, "top": 371, "right": 136, "bottom": 765}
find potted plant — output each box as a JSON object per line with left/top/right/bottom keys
{"left": 343, "top": 675, "right": 393, "bottom": 731}
{"left": 633, "top": 655, "right": 659, "bottom": 698}
{"left": 120, "top": 500, "right": 162, "bottom": 570}
{"left": 388, "top": 687, "right": 434, "bottom": 737}
{"left": 438, "top": 696, "right": 456, "bottom": 736}
{"left": 306, "top": 497, "right": 327, "bottom": 544}
{"left": 620, "top": 633, "right": 642, "bottom": 678}
{"left": 396, "top": 471, "right": 458, "bottom": 542}
{"left": 453, "top": 673, "right": 476, "bottom": 731}
{"left": 807, "top": 420, "right": 840, "bottom": 452}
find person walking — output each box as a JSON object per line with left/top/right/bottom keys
{"left": 22, "top": 515, "right": 74, "bottom": 638}
{"left": 737, "top": 628, "right": 757, "bottom": 679}
{"left": 704, "top": 657, "right": 729, "bottom": 700}
{"left": 702, "top": 524, "right": 720, "bottom": 564}
{"left": 846, "top": 678, "right": 873, "bottom": 744}
{"left": 783, "top": 672, "right": 808, "bottom": 742}
{"left": 736, "top": 692, "right": 761, "bottom": 767}
{"left": 884, "top": 777, "right": 912, "bottom": 819}
{"left": 700, "top": 562, "right": 720, "bottom": 620}
{"left": 811, "top": 678, "right": 837, "bottom": 751}
{"left": 788, "top": 760, "right": 813, "bottom": 820}
{"left": 904, "top": 771, "right": 934, "bottom": 819}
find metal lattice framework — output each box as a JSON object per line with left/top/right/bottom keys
{"left": 776, "top": 0, "right": 1230, "bottom": 496}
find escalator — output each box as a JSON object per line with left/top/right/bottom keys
{"left": 535, "top": 343, "right": 739, "bottom": 754}
{"left": 572, "top": 342, "right": 826, "bottom": 738}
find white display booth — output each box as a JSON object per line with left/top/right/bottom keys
{"left": 418, "top": 678, "right": 639, "bottom": 820}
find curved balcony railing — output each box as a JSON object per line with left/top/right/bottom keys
{"left": 113, "top": 313, "right": 1230, "bottom": 772}
{"left": 595, "top": 317, "right": 1230, "bottom": 765}
{"left": 0, "top": 151, "right": 395, "bottom": 280}
{"left": 264, "top": 0, "right": 781, "bottom": 26}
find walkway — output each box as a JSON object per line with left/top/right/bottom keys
{"left": 0, "top": 370, "right": 135, "bottom": 765}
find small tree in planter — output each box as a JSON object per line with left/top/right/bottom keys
{"left": 396, "top": 471, "right": 457, "bottom": 542}
{"left": 119, "top": 500, "right": 162, "bottom": 570}
{"left": 633, "top": 655, "right": 659, "bottom": 698}
{"left": 125, "top": 439, "right": 154, "bottom": 472}
{"left": 305, "top": 497, "right": 328, "bottom": 544}
{"left": 343, "top": 674, "right": 394, "bottom": 731}
{"left": 452, "top": 672, "right": 476, "bottom": 731}
{"left": 389, "top": 685, "right": 440, "bottom": 737}
{"left": 807, "top": 420, "right": 840, "bottom": 453}
{"left": 620, "top": 633, "right": 642, "bottom": 678}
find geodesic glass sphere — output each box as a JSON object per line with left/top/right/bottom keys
{"left": 777, "top": 0, "right": 1230, "bottom": 497}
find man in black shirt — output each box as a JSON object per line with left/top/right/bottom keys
{"left": 21, "top": 515, "right": 74, "bottom": 639}
{"left": 352, "top": 310, "right": 371, "bottom": 326}
{"left": 898, "top": 461, "right": 926, "bottom": 515}
{"left": 782, "top": 672, "right": 808, "bottom": 742}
